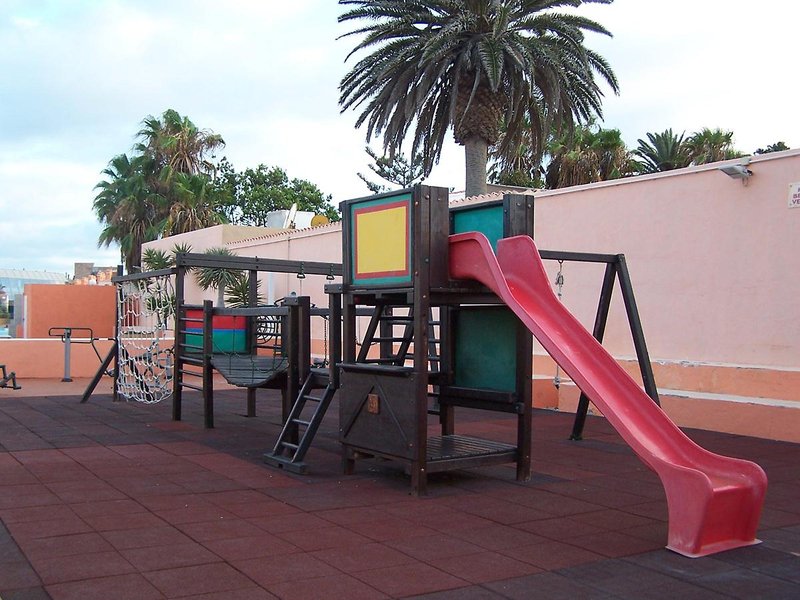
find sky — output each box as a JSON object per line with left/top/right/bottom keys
{"left": 1, "top": 0, "right": 798, "bottom": 275}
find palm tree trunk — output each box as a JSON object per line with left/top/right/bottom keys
{"left": 464, "top": 137, "right": 488, "bottom": 198}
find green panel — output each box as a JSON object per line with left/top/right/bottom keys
{"left": 453, "top": 307, "right": 517, "bottom": 392}
{"left": 452, "top": 205, "right": 504, "bottom": 252}
{"left": 185, "top": 330, "right": 247, "bottom": 354}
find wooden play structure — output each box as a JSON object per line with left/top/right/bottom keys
{"left": 85, "top": 255, "right": 341, "bottom": 448}
{"left": 331, "top": 184, "right": 766, "bottom": 556}
{"left": 334, "top": 187, "right": 536, "bottom": 493}
{"left": 85, "top": 183, "right": 767, "bottom": 557}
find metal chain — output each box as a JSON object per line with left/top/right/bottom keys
{"left": 553, "top": 260, "right": 564, "bottom": 389}
{"left": 322, "top": 314, "right": 329, "bottom": 367}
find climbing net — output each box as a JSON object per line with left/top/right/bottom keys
{"left": 116, "top": 273, "right": 175, "bottom": 403}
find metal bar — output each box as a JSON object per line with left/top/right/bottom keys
{"left": 570, "top": 262, "right": 617, "bottom": 440}
{"left": 62, "top": 328, "right": 73, "bottom": 382}
{"left": 616, "top": 254, "right": 660, "bottom": 406}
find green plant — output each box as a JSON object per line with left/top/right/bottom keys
{"left": 141, "top": 243, "right": 194, "bottom": 271}
{"left": 194, "top": 247, "right": 243, "bottom": 306}
{"left": 224, "top": 275, "right": 264, "bottom": 308}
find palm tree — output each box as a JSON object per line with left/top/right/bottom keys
{"left": 93, "top": 154, "right": 164, "bottom": 272}
{"left": 489, "top": 115, "right": 544, "bottom": 188}
{"left": 141, "top": 243, "right": 194, "bottom": 271}
{"left": 685, "top": 128, "right": 743, "bottom": 165}
{"left": 338, "top": 0, "right": 619, "bottom": 197}
{"left": 136, "top": 109, "right": 225, "bottom": 177}
{"left": 545, "top": 123, "right": 635, "bottom": 188}
{"left": 163, "top": 173, "right": 227, "bottom": 236}
{"left": 194, "top": 247, "right": 245, "bottom": 306}
{"left": 632, "top": 129, "right": 691, "bottom": 174}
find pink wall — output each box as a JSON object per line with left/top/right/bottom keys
{"left": 0, "top": 339, "right": 115, "bottom": 378}
{"left": 527, "top": 150, "right": 800, "bottom": 369}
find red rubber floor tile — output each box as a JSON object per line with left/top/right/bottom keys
{"left": 144, "top": 562, "right": 255, "bottom": 598}
{"left": 120, "top": 541, "right": 220, "bottom": 571}
{"left": 267, "top": 573, "right": 388, "bottom": 600}
{"left": 430, "top": 550, "right": 542, "bottom": 584}
{"left": 353, "top": 562, "right": 467, "bottom": 598}
{"left": 46, "top": 573, "right": 163, "bottom": 600}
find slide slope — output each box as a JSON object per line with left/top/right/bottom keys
{"left": 449, "top": 232, "right": 767, "bottom": 557}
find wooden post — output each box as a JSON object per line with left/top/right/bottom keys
{"left": 202, "top": 299, "right": 214, "bottom": 429}
{"left": 172, "top": 265, "right": 186, "bottom": 421}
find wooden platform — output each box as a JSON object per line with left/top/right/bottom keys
{"left": 426, "top": 434, "right": 518, "bottom": 473}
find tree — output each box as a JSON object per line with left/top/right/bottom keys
{"left": 214, "top": 159, "right": 339, "bottom": 226}
{"left": 163, "top": 173, "right": 227, "bottom": 236}
{"left": 685, "top": 128, "right": 743, "bottom": 165}
{"left": 357, "top": 147, "right": 425, "bottom": 194}
{"left": 632, "top": 129, "right": 691, "bottom": 174}
{"left": 755, "top": 141, "right": 789, "bottom": 155}
{"left": 194, "top": 247, "right": 245, "bottom": 306}
{"left": 338, "top": 0, "right": 619, "bottom": 198}
{"left": 93, "top": 153, "right": 164, "bottom": 272}
{"left": 489, "top": 116, "right": 544, "bottom": 188}
{"left": 94, "top": 110, "right": 227, "bottom": 270}
{"left": 544, "top": 123, "right": 635, "bottom": 188}
{"left": 136, "top": 109, "right": 225, "bottom": 177}
{"left": 142, "top": 244, "right": 193, "bottom": 271}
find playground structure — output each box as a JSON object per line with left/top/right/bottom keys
{"left": 85, "top": 184, "right": 768, "bottom": 557}
{"left": 87, "top": 254, "right": 341, "bottom": 440}
{"left": 335, "top": 188, "right": 535, "bottom": 491}
{"left": 332, "top": 185, "right": 766, "bottom": 557}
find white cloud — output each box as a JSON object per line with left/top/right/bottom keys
{"left": 2, "top": 0, "right": 800, "bottom": 272}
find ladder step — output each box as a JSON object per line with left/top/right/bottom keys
{"left": 292, "top": 418, "right": 311, "bottom": 427}
{"left": 303, "top": 394, "right": 322, "bottom": 403}
{"left": 280, "top": 441, "right": 299, "bottom": 450}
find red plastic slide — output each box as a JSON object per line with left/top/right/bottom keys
{"left": 449, "top": 232, "right": 767, "bottom": 557}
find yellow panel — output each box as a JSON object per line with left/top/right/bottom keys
{"left": 355, "top": 204, "right": 408, "bottom": 277}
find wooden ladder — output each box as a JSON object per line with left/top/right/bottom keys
{"left": 264, "top": 369, "right": 336, "bottom": 474}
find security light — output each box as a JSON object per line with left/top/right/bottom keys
{"left": 718, "top": 162, "right": 752, "bottom": 180}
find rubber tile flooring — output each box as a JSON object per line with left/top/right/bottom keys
{"left": 0, "top": 386, "right": 798, "bottom": 599}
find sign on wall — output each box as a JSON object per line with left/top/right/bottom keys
{"left": 789, "top": 182, "right": 800, "bottom": 209}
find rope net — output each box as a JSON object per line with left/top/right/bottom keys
{"left": 116, "top": 274, "right": 175, "bottom": 403}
